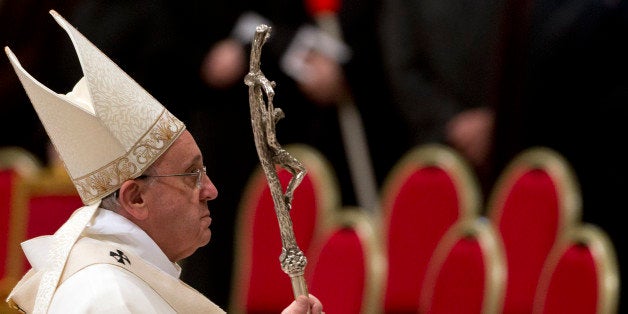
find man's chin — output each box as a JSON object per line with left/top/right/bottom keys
{"left": 200, "top": 231, "right": 211, "bottom": 246}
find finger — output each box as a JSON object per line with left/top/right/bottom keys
{"left": 295, "top": 295, "right": 310, "bottom": 312}
{"left": 281, "top": 295, "right": 308, "bottom": 314}
{"left": 309, "top": 295, "right": 323, "bottom": 314}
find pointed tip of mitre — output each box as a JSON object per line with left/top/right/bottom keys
{"left": 49, "top": 9, "right": 66, "bottom": 25}
{"left": 4, "top": 46, "right": 16, "bottom": 61}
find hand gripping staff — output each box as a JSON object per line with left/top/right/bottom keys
{"left": 244, "top": 24, "right": 309, "bottom": 300}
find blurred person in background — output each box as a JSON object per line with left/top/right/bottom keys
{"left": 377, "top": 0, "right": 507, "bottom": 196}
{"left": 200, "top": 0, "right": 408, "bottom": 208}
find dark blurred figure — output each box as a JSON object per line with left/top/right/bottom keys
{"left": 492, "top": 0, "right": 628, "bottom": 312}
{"left": 377, "top": 0, "right": 507, "bottom": 195}
{"left": 199, "top": 0, "right": 408, "bottom": 208}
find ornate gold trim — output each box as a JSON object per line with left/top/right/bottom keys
{"left": 72, "top": 110, "right": 185, "bottom": 204}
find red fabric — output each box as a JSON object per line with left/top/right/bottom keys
{"left": 423, "top": 238, "right": 486, "bottom": 314}
{"left": 384, "top": 166, "right": 460, "bottom": 312}
{"left": 0, "top": 169, "right": 16, "bottom": 279}
{"left": 22, "top": 194, "right": 82, "bottom": 271}
{"left": 304, "top": 0, "right": 340, "bottom": 15}
{"left": 498, "top": 169, "right": 559, "bottom": 314}
{"left": 26, "top": 195, "right": 81, "bottom": 239}
{"left": 246, "top": 168, "right": 319, "bottom": 312}
{"left": 307, "top": 228, "right": 366, "bottom": 314}
{"left": 540, "top": 245, "right": 598, "bottom": 314}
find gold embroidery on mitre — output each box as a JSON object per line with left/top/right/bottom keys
{"left": 73, "top": 110, "right": 185, "bottom": 204}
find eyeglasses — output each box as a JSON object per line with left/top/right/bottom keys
{"left": 136, "top": 166, "right": 207, "bottom": 189}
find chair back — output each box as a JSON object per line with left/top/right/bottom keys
{"left": 532, "top": 224, "right": 619, "bottom": 314}
{"left": 0, "top": 168, "right": 24, "bottom": 302}
{"left": 486, "top": 146, "right": 582, "bottom": 313}
{"left": 380, "top": 143, "right": 482, "bottom": 312}
{"left": 306, "top": 208, "right": 386, "bottom": 314}
{"left": 419, "top": 218, "right": 507, "bottom": 314}
{"left": 230, "top": 144, "right": 340, "bottom": 313}
{"left": 14, "top": 165, "right": 83, "bottom": 273}
{"left": 0, "top": 147, "right": 41, "bottom": 311}
{"left": 0, "top": 147, "right": 42, "bottom": 178}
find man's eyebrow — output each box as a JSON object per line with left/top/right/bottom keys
{"left": 186, "top": 154, "right": 203, "bottom": 168}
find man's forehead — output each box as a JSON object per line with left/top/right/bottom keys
{"left": 156, "top": 131, "right": 201, "bottom": 167}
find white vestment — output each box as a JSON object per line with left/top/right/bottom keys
{"left": 8, "top": 208, "right": 225, "bottom": 313}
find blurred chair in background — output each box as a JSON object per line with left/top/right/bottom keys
{"left": 532, "top": 223, "right": 619, "bottom": 314}
{"left": 488, "top": 2, "right": 628, "bottom": 310}
{"left": 486, "top": 146, "right": 582, "bottom": 314}
{"left": 0, "top": 147, "right": 42, "bottom": 178}
{"left": 0, "top": 146, "right": 42, "bottom": 313}
{"left": 379, "top": 143, "right": 482, "bottom": 313}
{"left": 419, "top": 218, "right": 506, "bottom": 314}
{"left": 11, "top": 161, "right": 82, "bottom": 274}
{"left": 306, "top": 208, "right": 386, "bottom": 314}
{"left": 229, "top": 144, "right": 340, "bottom": 313}
{"left": 0, "top": 167, "right": 21, "bottom": 298}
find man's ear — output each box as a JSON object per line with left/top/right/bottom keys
{"left": 118, "top": 180, "right": 149, "bottom": 220}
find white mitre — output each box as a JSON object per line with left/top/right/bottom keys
{"left": 4, "top": 9, "right": 185, "bottom": 205}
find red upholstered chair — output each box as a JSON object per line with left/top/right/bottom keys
{"left": 486, "top": 146, "right": 582, "bottom": 314}
{"left": 230, "top": 144, "right": 340, "bottom": 314}
{"left": 0, "top": 147, "right": 41, "bottom": 312}
{"left": 14, "top": 164, "right": 83, "bottom": 273}
{"left": 306, "top": 208, "right": 386, "bottom": 314}
{"left": 380, "top": 143, "right": 482, "bottom": 313}
{"left": 0, "top": 168, "right": 26, "bottom": 307}
{"left": 532, "top": 224, "right": 619, "bottom": 314}
{"left": 419, "top": 218, "right": 507, "bottom": 314}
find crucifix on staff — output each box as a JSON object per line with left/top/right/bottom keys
{"left": 245, "top": 24, "right": 310, "bottom": 300}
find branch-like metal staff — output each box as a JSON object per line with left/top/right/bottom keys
{"left": 244, "top": 24, "right": 309, "bottom": 299}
